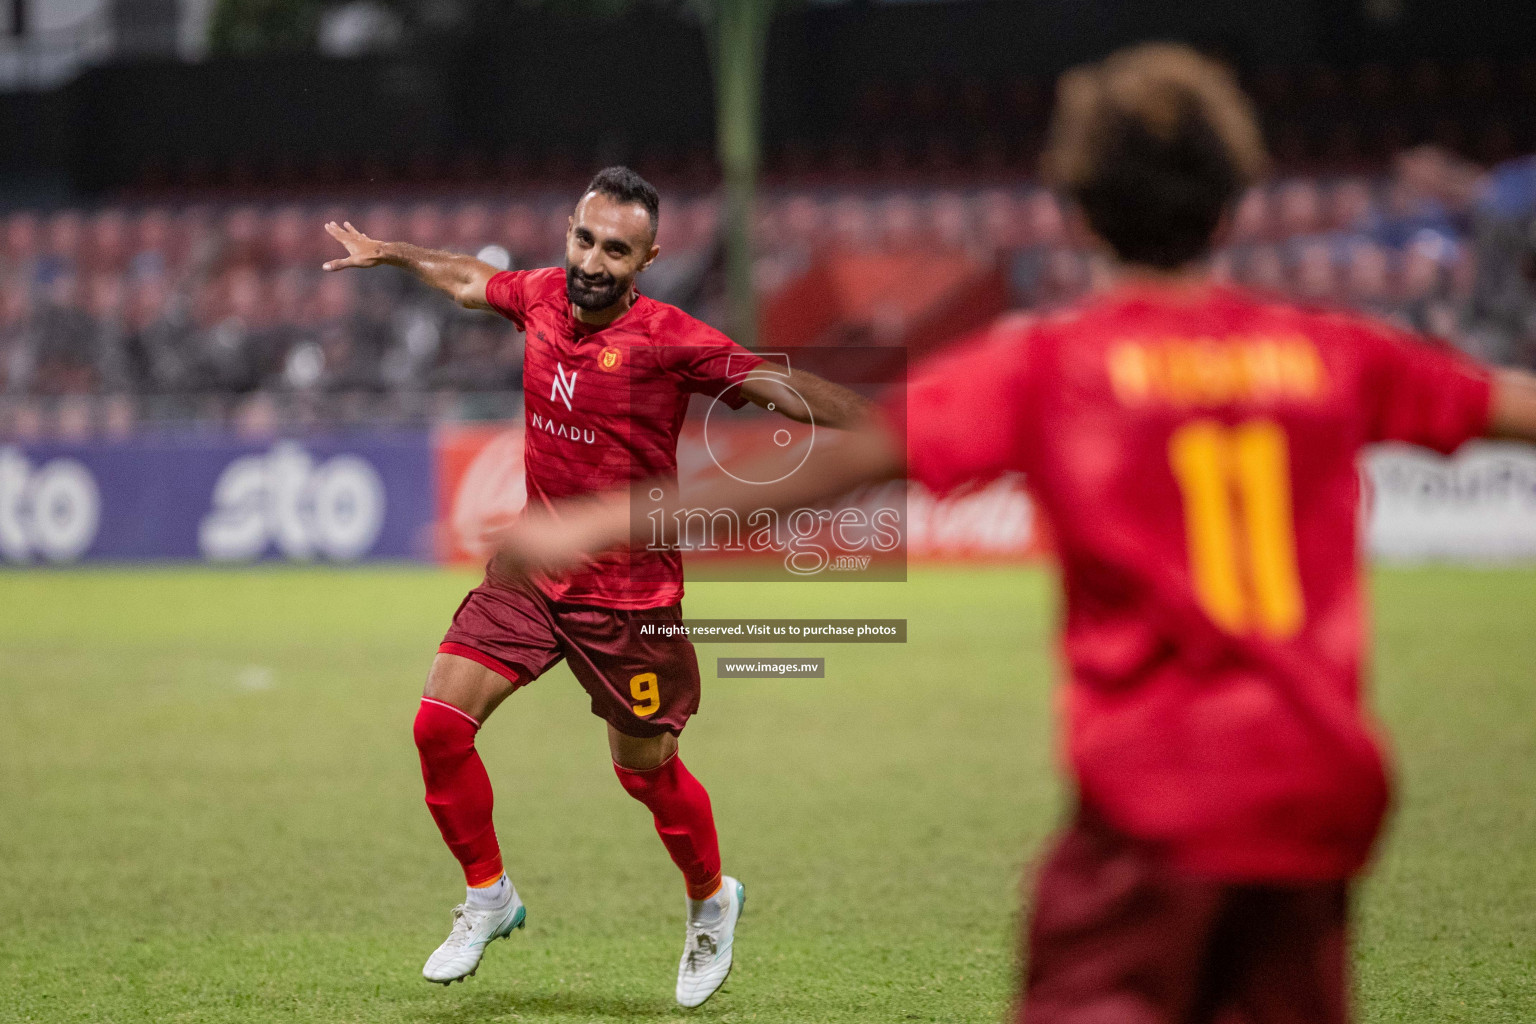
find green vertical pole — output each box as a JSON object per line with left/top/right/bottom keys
{"left": 711, "top": 0, "right": 772, "bottom": 348}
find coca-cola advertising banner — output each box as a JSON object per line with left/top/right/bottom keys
{"left": 435, "top": 422, "right": 1045, "bottom": 573}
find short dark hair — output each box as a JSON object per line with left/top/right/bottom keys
{"left": 1042, "top": 44, "right": 1268, "bottom": 269}
{"left": 583, "top": 166, "right": 660, "bottom": 237}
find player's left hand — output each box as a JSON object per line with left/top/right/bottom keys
{"left": 322, "top": 221, "right": 389, "bottom": 271}
{"left": 481, "top": 504, "right": 621, "bottom": 581}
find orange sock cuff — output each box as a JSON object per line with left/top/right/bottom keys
{"left": 466, "top": 859, "right": 505, "bottom": 888}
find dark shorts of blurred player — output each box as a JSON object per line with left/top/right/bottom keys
{"left": 440, "top": 578, "right": 702, "bottom": 738}
{"left": 1016, "top": 805, "right": 1348, "bottom": 1024}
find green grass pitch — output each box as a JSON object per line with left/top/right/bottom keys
{"left": 0, "top": 565, "right": 1532, "bottom": 1023}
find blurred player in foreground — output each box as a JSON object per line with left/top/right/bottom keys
{"left": 323, "top": 167, "right": 868, "bottom": 1004}
{"left": 487, "top": 47, "right": 1536, "bottom": 1024}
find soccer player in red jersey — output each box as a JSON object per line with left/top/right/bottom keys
{"left": 486, "top": 48, "right": 1536, "bottom": 1024}
{"left": 322, "top": 167, "right": 867, "bottom": 1003}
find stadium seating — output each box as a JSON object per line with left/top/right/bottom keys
{"left": 0, "top": 170, "right": 1507, "bottom": 438}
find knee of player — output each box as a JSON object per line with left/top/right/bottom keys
{"left": 413, "top": 698, "right": 479, "bottom": 755}
{"left": 613, "top": 761, "right": 652, "bottom": 795}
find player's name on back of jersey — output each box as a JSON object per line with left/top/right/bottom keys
{"left": 631, "top": 619, "right": 907, "bottom": 643}
{"left": 1108, "top": 334, "right": 1326, "bottom": 407}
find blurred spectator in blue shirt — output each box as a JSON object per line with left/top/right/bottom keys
{"left": 1397, "top": 145, "right": 1536, "bottom": 365}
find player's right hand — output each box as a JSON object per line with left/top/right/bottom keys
{"left": 322, "top": 221, "right": 387, "bottom": 271}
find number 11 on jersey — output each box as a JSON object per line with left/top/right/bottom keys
{"left": 1168, "top": 419, "right": 1305, "bottom": 639}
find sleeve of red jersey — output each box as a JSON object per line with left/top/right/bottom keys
{"left": 1361, "top": 322, "right": 1493, "bottom": 453}
{"left": 669, "top": 317, "right": 764, "bottom": 410}
{"left": 878, "top": 321, "right": 1034, "bottom": 496}
{"left": 484, "top": 270, "right": 533, "bottom": 329}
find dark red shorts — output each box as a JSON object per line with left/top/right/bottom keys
{"left": 1018, "top": 808, "right": 1350, "bottom": 1024}
{"left": 439, "top": 580, "right": 701, "bottom": 738}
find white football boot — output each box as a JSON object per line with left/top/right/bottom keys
{"left": 422, "top": 889, "right": 526, "bottom": 985}
{"left": 675, "top": 876, "right": 745, "bottom": 1008}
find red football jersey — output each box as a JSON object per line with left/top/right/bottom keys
{"left": 486, "top": 268, "right": 763, "bottom": 608}
{"left": 889, "top": 282, "right": 1492, "bottom": 881}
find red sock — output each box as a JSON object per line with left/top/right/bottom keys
{"left": 615, "top": 754, "right": 722, "bottom": 900}
{"left": 414, "top": 698, "right": 504, "bottom": 886}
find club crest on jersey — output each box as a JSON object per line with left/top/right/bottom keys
{"left": 550, "top": 362, "right": 578, "bottom": 410}
{"left": 598, "top": 346, "right": 623, "bottom": 372}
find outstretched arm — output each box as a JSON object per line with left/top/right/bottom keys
{"left": 322, "top": 221, "right": 499, "bottom": 310}
{"left": 488, "top": 418, "right": 905, "bottom": 578}
{"left": 739, "top": 365, "right": 874, "bottom": 429}
{"left": 1490, "top": 368, "right": 1536, "bottom": 442}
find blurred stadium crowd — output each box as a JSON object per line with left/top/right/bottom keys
{"left": 0, "top": 148, "right": 1533, "bottom": 439}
